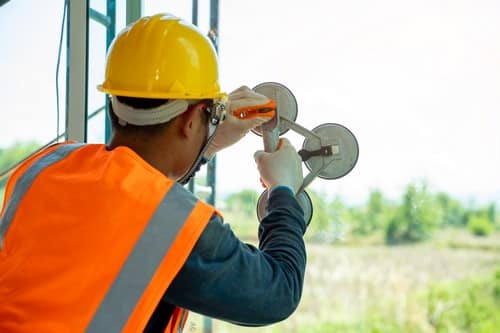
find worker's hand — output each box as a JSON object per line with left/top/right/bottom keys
{"left": 254, "top": 138, "right": 303, "bottom": 194}
{"left": 204, "top": 86, "right": 270, "bottom": 159}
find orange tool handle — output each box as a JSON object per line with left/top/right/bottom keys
{"left": 232, "top": 100, "right": 276, "bottom": 119}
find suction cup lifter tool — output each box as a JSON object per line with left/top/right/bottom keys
{"left": 250, "top": 82, "right": 359, "bottom": 225}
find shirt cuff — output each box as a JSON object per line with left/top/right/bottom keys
{"left": 270, "top": 185, "right": 295, "bottom": 196}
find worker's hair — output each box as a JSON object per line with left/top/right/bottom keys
{"left": 109, "top": 96, "right": 175, "bottom": 136}
{"left": 115, "top": 96, "right": 169, "bottom": 109}
{"left": 109, "top": 96, "right": 210, "bottom": 136}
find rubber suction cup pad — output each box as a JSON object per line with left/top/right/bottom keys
{"left": 252, "top": 82, "right": 298, "bottom": 136}
{"left": 257, "top": 189, "right": 313, "bottom": 226}
{"left": 302, "top": 123, "right": 359, "bottom": 179}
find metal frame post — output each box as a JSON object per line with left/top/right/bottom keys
{"left": 206, "top": 0, "right": 220, "bottom": 209}
{"left": 188, "top": 0, "right": 199, "bottom": 193}
{"left": 201, "top": 2, "right": 219, "bottom": 332}
{"left": 205, "top": 5, "right": 219, "bottom": 333}
{"left": 192, "top": 0, "right": 199, "bottom": 25}
{"left": 104, "top": 0, "right": 116, "bottom": 143}
{"left": 66, "top": 0, "right": 89, "bottom": 142}
{"left": 126, "top": 0, "right": 142, "bottom": 24}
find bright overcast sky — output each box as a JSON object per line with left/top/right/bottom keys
{"left": 1, "top": 0, "right": 499, "bottom": 205}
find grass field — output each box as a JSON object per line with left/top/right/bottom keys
{"left": 185, "top": 229, "right": 500, "bottom": 333}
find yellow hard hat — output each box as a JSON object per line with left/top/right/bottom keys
{"left": 98, "top": 13, "right": 226, "bottom": 100}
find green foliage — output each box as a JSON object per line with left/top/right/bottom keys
{"left": 385, "top": 182, "right": 440, "bottom": 244}
{"left": 225, "top": 189, "right": 259, "bottom": 217}
{"left": 349, "top": 189, "right": 396, "bottom": 236}
{"left": 220, "top": 179, "right": 498, "bottom": 245}
{"left": 294, "top": 321, "right": 403, "bottom": 333}
{"left": 306, "top": 191, "right": 351, "bottom": 243}
{"left": 427, "top": 269, "right": 500, "bottom": 332}
{"left": 290, "top": 301, "right": 426, "bottom": 333}
{"left": 467, "top": 215, "right": 494, "bottom": 237}
{"left": 486, "top": 203, "right": 496, "bottom": 226}
{"left": 305, "top": 189, "right": 330, "bottom": 232}
{"left": 435, "top": 192, "right": 467, "bottom": 227}
{"left": 0, "top": 141, "right": 40, "bottom": 188}
{"left": 302, "top": 190, "right": 325, "bottom": 240}
{"left": 0, "top": 141, "right": 41, "bottom": 208}
{"left": 366, "top": 190, "right": 385, "bottom": 228}
{"left": 293, "top": 320, "right": 419, "bottom": 333}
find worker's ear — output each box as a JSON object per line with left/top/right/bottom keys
{"left": 179, "top": 103, "right": 206, "bottom": 138}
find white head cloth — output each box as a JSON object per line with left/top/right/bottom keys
{"left": 111, "top": 95, "right": 190, "bottom": 126}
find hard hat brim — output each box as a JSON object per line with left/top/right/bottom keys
{"left": 97, "top": 84, "right": 227, "bottom": 101}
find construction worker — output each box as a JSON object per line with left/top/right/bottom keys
{"left": 0, "top": 13, "right": 306, "bottom": 332}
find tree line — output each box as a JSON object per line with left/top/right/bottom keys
{"left": 224, "top": 184, "right": 498, "bottom": 244}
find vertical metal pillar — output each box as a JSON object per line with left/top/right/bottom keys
{"left": 203, "top": 2, "right": 219, "bottom": 332}
{"left": 104, "top": 0, "right": 116, "bottom": 143}
{"left": 206, "top": 0, "right": 219, "bottom": 208}
{"left": 66, "top": 0, "right": 89, "bottom": 142}
{"left": 188, "top": 0, "right": 199, "bottom": 194}
{"left": 126, "top": 0, "right": 142, "bottom": 25}
{"left": 209, "top": 0, "right": 220, "bottom": 52}
{"left": 192, "top": 0, "right": 199, "bottom": 25}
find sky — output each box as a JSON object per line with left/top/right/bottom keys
{"left": 0, "top": 0, "right": 499, "bottom": 206}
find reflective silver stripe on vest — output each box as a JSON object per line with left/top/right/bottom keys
{"left": 87, "top": 183, "right": 200, "bottom": 333}
{"left": 0, "top": 144, "right": 84, "bottom": 248}
{"left": 178, "top": 309, "right": 188, "bottom": 333}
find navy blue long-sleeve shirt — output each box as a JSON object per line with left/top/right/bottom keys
{"left": 145, "top": 187, "right": 307, "bottom": 331}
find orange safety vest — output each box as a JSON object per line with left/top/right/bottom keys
{"left": 0, "top": 143, "right": 218, "bottom": 332}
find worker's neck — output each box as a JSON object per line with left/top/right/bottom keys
{"left": 107, "top": 133, "right": 181, "bottom": 179}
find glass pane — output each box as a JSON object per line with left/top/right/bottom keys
{"left": 192, "top": 1, "right": 500, "bottom": 332}
{"left": 87, "top": 16, "right": 107, "bottom": 143}
{"left": 0, "top": 1, "right": 67, "bottom": 147}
